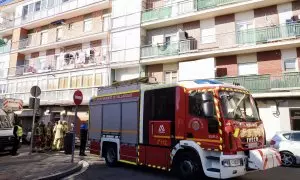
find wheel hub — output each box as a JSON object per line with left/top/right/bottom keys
{"left": 281, "top": 154, "right": 293, "bottom": 166}
{"left": 180, "top": 160, "right": 194, "bottom": 175}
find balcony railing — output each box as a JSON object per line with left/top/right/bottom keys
{"left": 11, "top": 19, "right": 109, "bottom": 51}
{"left": 0, "top": 44, "right": 11, "bottom": 54}
{"left": 13, "top": 0, "right": 107, "bottom": 27}
{"left": 4, "top": 87, "right": 98, "bottom": 105}
{"left": 141, "top": 22, "right": 300, "bottom": 59}
{"left": 141, "top": 39, "right": 197, "bottom": 58}
{"left": 216, "top": 72, "right": 300, "bottom": 93}
{"left": 142, "top": 0, "right": 246, "bottom": 23}
{"left": 9, "top": 50, "right": 109, "bottom": 77}
{"left": 0, "top": 19, "right": 14, "bottom": 31}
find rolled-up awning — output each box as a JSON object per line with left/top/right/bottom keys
{"left": 61, "top": 111, "right": 89, "bottom": 121}
{"left": 14, "top": 109, "right": 40, "bottom": 117}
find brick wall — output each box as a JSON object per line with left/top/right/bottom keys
{"left": 31, "top": 52, "right": 39, "bottom": 58}
{"left": 257, "top": 50, "right": 282, "bottom": 75}
{"left": 254, "top": 5, "right": 279, "bottom": 28}
{"left": 296, "top": 48, "right": 300, "bottom": 70}
{"left": 216, "top": 55, "right": 238, "bottom": 77}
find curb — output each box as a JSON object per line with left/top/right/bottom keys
{"left": 35, "top": 161, "right": 84, "bottom": 180}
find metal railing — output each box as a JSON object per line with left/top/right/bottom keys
{"left": 8, "top": 50, "right": 109, "bottom": 77}
{"left": 0, "top": 44, "right": 11, "bottom": 54}
{"left": 13, "top": 0, "right": 107, "bottom": 27}
{"left": 0, "top": 19, "right": 14, "bottom": 31}
{"left": 142, "top": 0, "right": 247, "bottom": 23}
{"left": 11, "top": 19, "right": 109, "bottom": 51}
{"left": 216, "top": 72, "right": 300, "bottom": 93}
{"left": 141, "top": 22, "right": 300, "bottom": 59}
{"left": 141, "top": 39, "right": 197, "bottom": 58}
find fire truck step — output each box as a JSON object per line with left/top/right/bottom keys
{"left": 206, "top": 156, "right": 220, "bottom": 161}
{"left": 207, "top": 168, "right": 220, "bottom": 173}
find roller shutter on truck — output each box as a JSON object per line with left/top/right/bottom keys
{"left": 89, "top": 88, "right": 139, "bottom": 155}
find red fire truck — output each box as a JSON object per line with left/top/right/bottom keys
{"left": 89, "top": 77, "right": 281, "bottom": 179}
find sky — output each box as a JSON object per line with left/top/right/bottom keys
{"left": 0, "top": 0, "right": 14, "bottom": 6}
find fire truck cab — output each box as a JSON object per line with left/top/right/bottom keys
{"left": 89, "top": 78, "right": 281, "bottom": 179}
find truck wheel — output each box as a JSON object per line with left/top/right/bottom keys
{"left": 105, "top": 146, "right": 118, "bottom": 167}
{"left": 280, "top": 151, "right": 296, "bottom": 167}
{"left": 175, "top": 152, "right": 203, "bottom": 180}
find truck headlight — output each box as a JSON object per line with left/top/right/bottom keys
{"left": 222, "top": 158, "right": 244, "bottom": 167}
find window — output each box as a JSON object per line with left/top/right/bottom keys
{"left": 22, "top": 5, "right": 29, "bottom": 19}
{"left": 283, "top": 133, "right": 291, "bottom": 140}
{"left": 62, "top": 0, "right": 69, "bottom": 3}
{"left": 68, "top": 23, "right": 74, "bottom": 30}
{"left": 95, "top": 73, "right": 102, "bottom": 86}
{"left": 284, "top": 58, "right": 297, "bottom": 72}
{"left": 0, "top": 84, "right": 7, "bottom": 94}
{"left": 83, "top": 75, "right": 93, "bottom": 87}
{"left": 56, "top": 28, "right": 63, "bottom": 41}
{"left": 188, "top": 91, "right": 213, "bottom": 117}
{"left": 59, "top": 77, "right": 69, "bottom": 89}
{"left": 35, "top": 1, "right": 41, "bottom": 12}
{"left": 200, "top": 19, "right": 216, "bottom": 44}
{"left": 0, "top": 62, "right": 4, "bottom": 77}
{"left": 291, "top": 133, "right": 300, "bottom": 141}
{"left": 40, "top": 32, "right": 48, "bottom": 45}
{"left": 144, "top": 87, "right": 176, "bottom": 121}
{"left": 84, "top": 19, "right": 93, "bottom": 32}
{"left": 238, "top": 63, "right": 258, "bottom": 75}
{"left": 164, "top": 71, "right": 177, "bottom": 83}
{"left": 47, "top": 0, "right": 54, "bottom": 8}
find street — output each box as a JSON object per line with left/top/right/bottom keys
{"left": 73, "top": 161, "right": 300, "bottom": 180}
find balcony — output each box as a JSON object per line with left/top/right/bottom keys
{"left": 4, "top": 87, "right": 98, "bottom": 106}
{"left": 1, "top": 0, "right": 110, "bottom": 32}
{"left": 216, "top": 72, "right": 300, "bottom": 93}
{"left": 142, "top": 0, "right": 245, "bottom": 23}
{"left": 11, "top": 19, "right": 110, "bottom": 53}
{"left": 0, "top": 19, "right": 14, "bottom": 31}
{"left": 141, "top": 23, "right": 300, "bottom": 62}
{"left": 8, "top": 48, "right": 109, "bottom": 77}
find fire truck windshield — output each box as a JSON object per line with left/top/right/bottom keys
{"left": 219, "top": 91, "right": 260, "bottom": 122}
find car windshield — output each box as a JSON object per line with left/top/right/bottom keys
{"left": 219, "top": 91, "right": 260, "bottom": 122}
{"left": 0, "top": 109, "right": 13, "bottom": 129}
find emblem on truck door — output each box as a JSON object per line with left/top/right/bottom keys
{"left": 158, "top": 125, "right": 165, "bottom": 134}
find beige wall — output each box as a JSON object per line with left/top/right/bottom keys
{"left": 147, "top": 64, "right": 163, "bottom": 83}
{"left": 215, "top": 14, "right": 236, "bottom": 48}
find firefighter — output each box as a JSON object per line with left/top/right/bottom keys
{"left": 33, "top": 122, "right": 41, "bottom": 152}
{"left": 39, "top": 121, "right": 46, "bottom": 152}
{"left": 52, "top": 120, "right": 63, "bottom": 151}
{"left": 45, "top": 122, "right": 53, "bottom": 151}
{"left": 11, "top": 117, "right": 23, "bottom": 156}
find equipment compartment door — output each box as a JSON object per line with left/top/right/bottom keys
{"left": 149, "top": 121, "right": 172, "bottom": 146}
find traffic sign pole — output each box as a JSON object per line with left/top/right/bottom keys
{"left": 71, "top": 90, "right": 83, "bottom": 163}
{"left": 29, "top": 86, "right": 41, "bottom": 155}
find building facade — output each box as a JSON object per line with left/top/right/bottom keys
{"left": 1, "top": 0, "right": 300, "bottom": 139}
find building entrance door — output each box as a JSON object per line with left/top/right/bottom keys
{"left": 290, "top": 109, "right": 300, "bottom": 130}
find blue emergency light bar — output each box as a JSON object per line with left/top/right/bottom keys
{"left": 194, "top": 79, "right": 224, "bottom": 85}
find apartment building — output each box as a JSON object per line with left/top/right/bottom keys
{"left": 0, "top": 0, "right": 111, "bottom": 132}
{"left": 1, "top": 0, "right": 300, "bottom": 139}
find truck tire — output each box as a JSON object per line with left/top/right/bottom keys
{"left": 174, "top": 152, "right": 203, "bottom": 180}
{"left": 105, "top": 145, "right": 118, "bottom": 167}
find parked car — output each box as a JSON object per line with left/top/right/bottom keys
{"left": 270, "top": 131, "right": 300, "bottom": 167}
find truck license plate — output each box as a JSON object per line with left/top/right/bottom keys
{"left": 248, "top": 142, "right": 258, "bottom": 149}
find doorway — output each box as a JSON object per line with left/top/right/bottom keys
{"left": 290, "top": 109, "right": 300, "bottom": 130}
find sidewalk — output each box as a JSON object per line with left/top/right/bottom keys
{"left": 0, "top": 147, "right": 99, "bottom": 180}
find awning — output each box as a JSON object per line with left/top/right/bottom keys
{"left": 62, "top": 111, "right": 89, "bottom": 121}
{"left": 14, "top": 109, "right": 40, "bottom": 117}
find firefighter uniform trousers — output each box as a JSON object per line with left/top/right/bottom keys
{"left": 46, "top": 126, "right": 53, "bottom": 150}
{"left": 33, "top": 125, "right": 41, "bottom": 152}
{"left": 52, "top": 122, "right": 63, "bottom": 150}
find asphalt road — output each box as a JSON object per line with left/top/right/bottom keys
{"left": 73, "top": 162, "right": 300, "bottom": 180}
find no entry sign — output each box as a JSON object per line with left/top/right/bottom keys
{"left": 73, "top": 90, "right": 83, "bottom": 105}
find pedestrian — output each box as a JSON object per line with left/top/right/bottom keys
{"left": 52, "top": 120, "right": 63, "bottom": 151}
{"left": 11, "top": 116, "right": 23, "bottom": 156}
{"left": 79, "top": 123, "right": 88, "bottom": 156}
